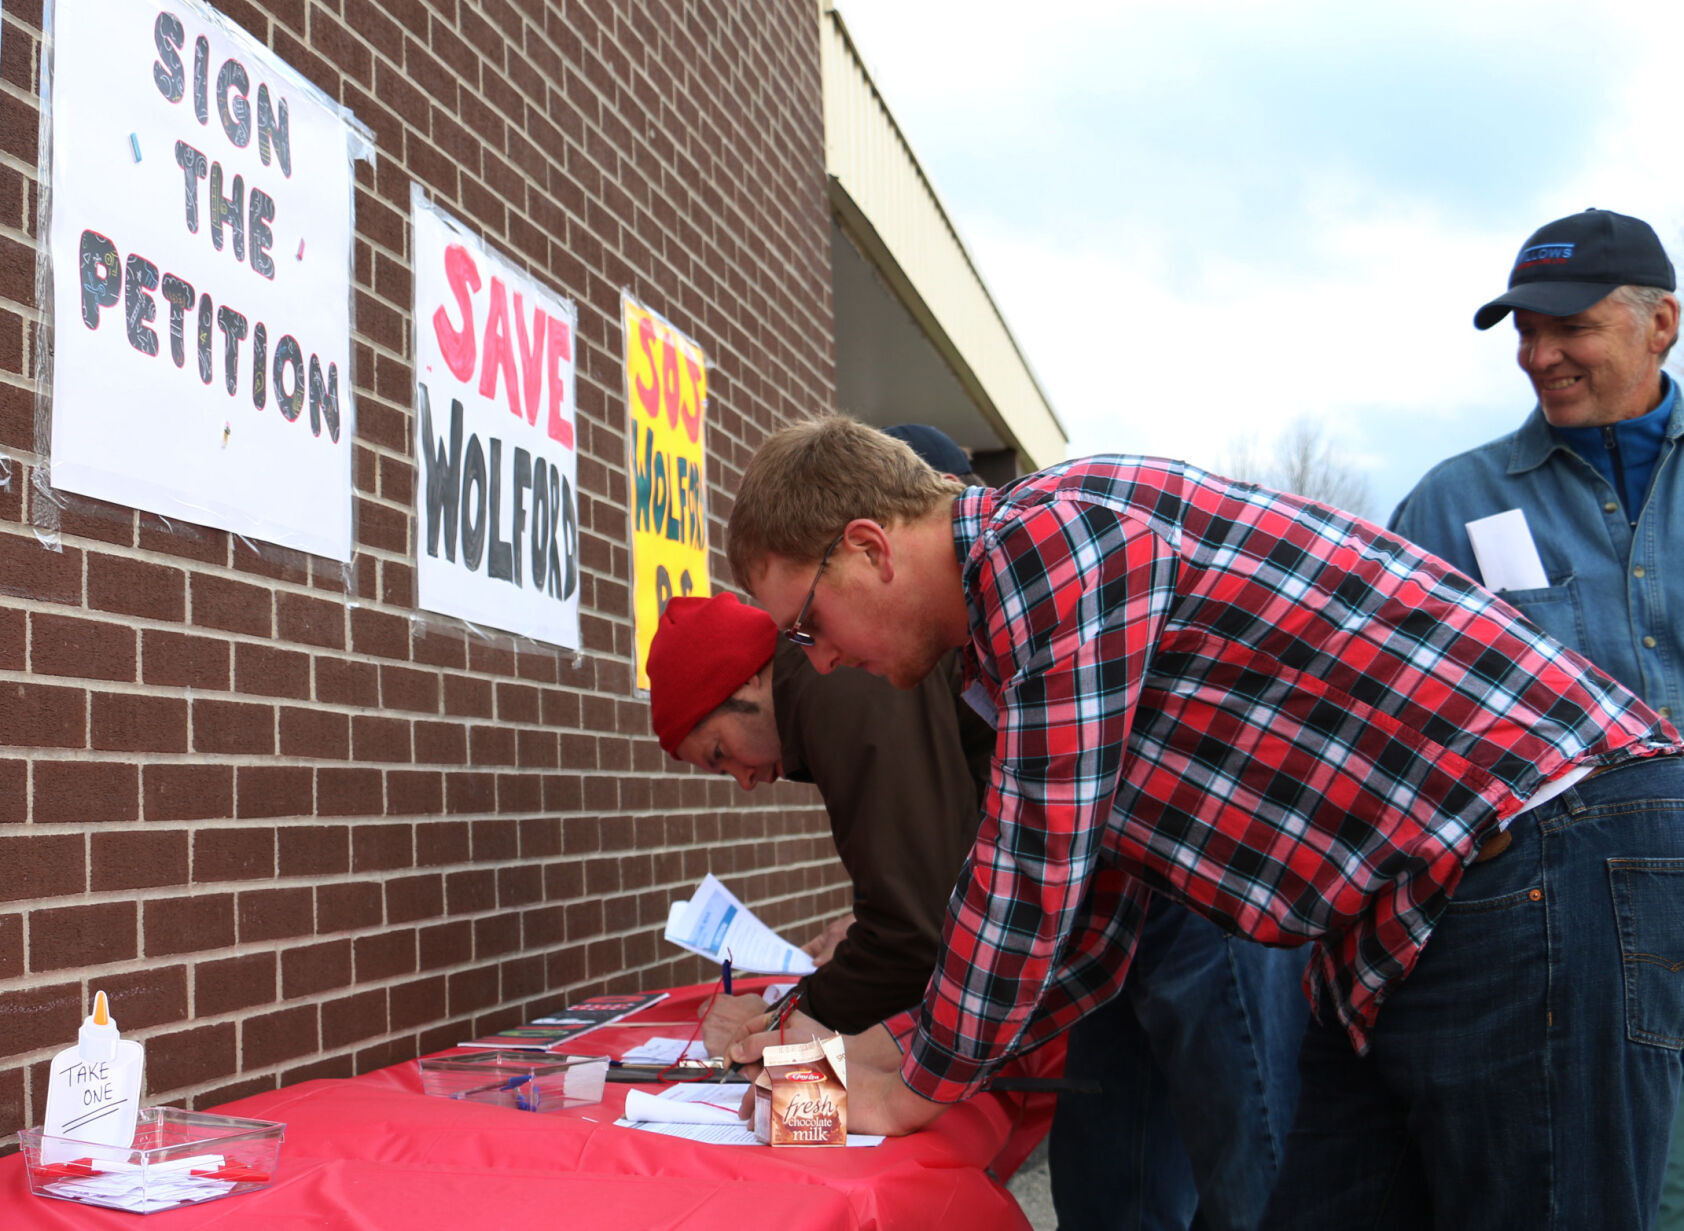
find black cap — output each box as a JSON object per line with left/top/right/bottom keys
{"left": 1474, "top": 208, "right": 1675, "bottom": 330}
{"left": 882, "top": 424, "right": 972, "bottom": 476}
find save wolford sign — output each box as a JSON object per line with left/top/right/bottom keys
{"left": 412, "top": 189, "right": 581, "bottom": 650}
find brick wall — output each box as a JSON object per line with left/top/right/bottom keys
{"left": 0, "top": 0, "right": 849, "bottom": 1151}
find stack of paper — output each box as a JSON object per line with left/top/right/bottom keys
{"left": 664, "top": 875, "right": 817, "bottom": 975}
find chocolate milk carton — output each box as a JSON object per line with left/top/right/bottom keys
{"left": 753, "top": 1036, "right": 847, "bottom": 1146}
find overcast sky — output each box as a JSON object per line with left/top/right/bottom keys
{"left": 831, "top": 0, "right": 1684, "bottom": 521}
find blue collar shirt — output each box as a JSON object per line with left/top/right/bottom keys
{"left": 1389, "top": 382, "right": 1684, "bottom": 725}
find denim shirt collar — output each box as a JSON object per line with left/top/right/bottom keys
{"left": 1509, "top": 371, "right": 1683, "bottom": 476}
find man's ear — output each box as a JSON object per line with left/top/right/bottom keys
{"left": 1650, "top": 294, "right": 1680, "bottom": 356}
{"left": 842, "top": 517, "right": 893, "bottom": 580}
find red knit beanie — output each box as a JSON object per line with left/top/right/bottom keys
{"left": 647, "top": 592, "right": 778, "bottom": 756}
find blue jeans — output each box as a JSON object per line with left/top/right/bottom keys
{"left": 1051, "top": 897, "right": 1309, "bottom": 1231}
{"left": 1263, "top": 755, "right": 1684, "bottom": 1230}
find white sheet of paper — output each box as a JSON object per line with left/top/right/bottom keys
{"left": 619, "top": 1037, "right": 711, "bottom": 1065}
{"left": 623, "top": 1084, "right": 744, "bottom": 1124}
{"left": 663, "top": 875, "right": 816, "bottom": 975}
{"left": 1464, "top": 509, "right": 1549, "bottom": 593}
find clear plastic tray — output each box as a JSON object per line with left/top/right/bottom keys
{"left": 418, "top": 1050, "right": 608, "bottom": 1112}
{"left": 20, "top": 1106, "right": 285, "bottom": 1214}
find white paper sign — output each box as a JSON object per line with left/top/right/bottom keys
{"left": 47, "top": 0, "right": 362, "bottom": 559}
{"left": 1464, "top": 508, "right": 1549, "bottom": 593}
{"left": 411, "top": 189, "right": 582, "bottom": 649}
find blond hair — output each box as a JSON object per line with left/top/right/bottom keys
{"left": 727, "top": 415, "right": 962, "bottom": 587}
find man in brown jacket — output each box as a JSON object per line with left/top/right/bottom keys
{"left": 647, "top": 590, "right": 994, "bottom": 1038}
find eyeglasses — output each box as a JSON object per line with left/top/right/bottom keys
{"left": 784, "top": 531, "right": 846, "bottom": 647}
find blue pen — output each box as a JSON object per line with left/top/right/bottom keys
{"left": 498, "top": 1074, "right": 538, "bottom": 1112}
{"left": 721, "top": 954, "right": 733, "bottom": 996}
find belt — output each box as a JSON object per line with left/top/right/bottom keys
{"left": 1473, "top": 761, "right": 1621, "bottom": 863}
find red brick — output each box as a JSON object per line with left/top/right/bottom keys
{"left": 192, "top": 826, "right": 275, "bottom": 881}
{"left": 380, "top": 664, "right": 438, "bottom": 713}
{"left": 412, "top": 625, "right": 466, "bottom": 669}
{"left": 420, "top": 920, "right": 472, "bottom": 970}
{"left": 318, "top": 880, "right": 383, "bottom": 932}
{"left": 416, "top": 820, "right": 470, "bottom": 866}
{"left": 34, "top": 760, "right": 138, "bottom": 823}
{"left": 473, "top": 911, "right": 520, "bottom": 958}
{"left": 235, "top": 642, "right": 312, "bottom": 699}
{"left": 0, "top": 681, "right": 84, "bottom": 748}
{"left": 57, "top": 492, "right": 134, "bottom": 545}
{"left": 469, "top": 724, "right": 517, "bottom": 765}
{"left": 316, "top": 655, "right": 379, "bottom": 706}
{"left": 322, "top": 988, "right": 387, "bottom": 1049}
{"left": 236, "top": 887, "right": 313, "bottom": 942}
{"left": 236, "top": 765, "right": 312, "bottom": 818}
{"left": 445, "top": 868, "right": 496, "bottom": 914}
{"left": 141, "top": 629, "right": 231, "bottom": 690}
{"left": 280, "top": 706, "right": 350, "bottom": 758}
{"left": 190, "top": 573, "right": 273, "bottom": 636}
{"left": 100, "top": 964, "right": 188, "bottom": 1030}
{"left": 351, "top": 822, "right": 413, "bottom": 871}
{"left": 0, "top": 1065, "right": 20, "bottom": 1140}
{"left": 0, "top": 758, "right": 21, "bottom": 823}
{"left": 90, "top": 828, "right": 189, "bottom": 890}
{"left": 446, "top": 771, "right": 495, "bottom": 812}
{"left": 351, "top": 607, "right": 410, "bottom": 660}
{"left": 31, "top": 613, "right": 136, "bottom": 680}
{"left": 352, "top": 714, "right": 411, "bottom": 763}
{"left": 0, "top": 606, "right": 21, "bottom": 670}
{"left": 92, "top": 692, "right": 189, "bottom": 752}
{"left": 443, "top": 673, "right": 493, "bottom": 717}
{"left": 193, "top": 698, "right": 275, "bottom": 754}
{"left": 0, "top": 981, "right": 81, "bottom": 1058}
{"left": 147, "top": 1022, "right": 237, "bottom": 1093}
{"left": 146, "top": 763, "right": 235, "bottom": 821}
{"left": 195, "top": 951, "right": 277, "bottom": 1016}
{"left": 354, "top": 930, "right": 416, "bottom": 982}
{"left": 276, "top": 591, "right": 346, "bottom": 648}
{"left": 387, "top": 769, "right": 443, "bottom": 814}
{"left": 137, "top": 515, "right": 228, "bottom": 565}
{"left": 231, "top": 536, "right": 309, "bottom": 585}
{"left": 281, "top": 939, "right": 352, "bottom": 997}
{"left": 496, "top": 773, "right": 541, "bottom": 813}
{"left": 29, "top": 901, "right": 136, "bottom": 971}
{"left": 414, "top": 720, "right": 467, "bottom": 764}
{"left": 496, "top": 681, "right": 540, "bottom": 723}
{"left": 0, "top": 531, "right": 80, "bottom": 603}
{"left": 244, "top": 1004, "right": 319, "bottom": 1068}
{"left": 0, "top": 833, "right": 84, "bottom": 902}
{"left": 278, "top": 824, "right": 350, "bottom": 876}
{"left": 143, "top": 893, "right": 236, "bottom": 955}
{"left": 0, "top": 912, "right": 20, "bottom": 979}
{"left": 385, "top": 874, "right": 443, "bottom": 924}
{"left": 389, "top": 974, "right": 447, "bottom": 1032}
{"left": 88, "top": 553, "right": 185, "bottom": 620}
{"left": 318, "top": 767, "right": 383, "bottom": 816}
{"left": 448, "top": 966, "right": 499, "bottom": 1017}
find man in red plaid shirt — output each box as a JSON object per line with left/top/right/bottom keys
{"left": 723, "top": 415, "right": 1684, "bottom": 1229}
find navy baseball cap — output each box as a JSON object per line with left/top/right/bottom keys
{"left": 882, "top": 423, "right": 972, "bottom": 476}
{"left": 1474, "top": 208, "right": 1675, "bottom": 330}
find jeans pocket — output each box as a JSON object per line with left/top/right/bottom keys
{"left": 1608, "top": 858, "right": 1684, "bottom": 1049}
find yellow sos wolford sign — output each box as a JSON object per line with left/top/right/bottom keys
{"left": 623, "top": 294, "right": 710, "bottom": 692}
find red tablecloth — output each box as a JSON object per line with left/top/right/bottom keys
{"left": 1, "top": 980, "right": 1061, "bottom": 1230}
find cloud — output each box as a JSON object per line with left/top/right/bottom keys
{"left": 830, "top": 0, "right": 1684, "bottom": 516}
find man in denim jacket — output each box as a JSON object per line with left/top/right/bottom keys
{"left": 1391, "top": 206, "right": 1684, "bottom": 1224}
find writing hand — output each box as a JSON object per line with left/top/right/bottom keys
{"left": 697, "top": 992, "right": 769, "bottom": 1058}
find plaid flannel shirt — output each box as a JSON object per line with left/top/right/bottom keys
{"left": 891, "top": 457, "right": 1680, "bottom": 1103}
